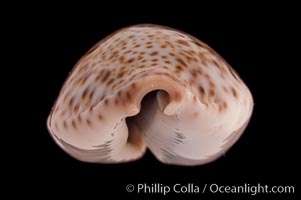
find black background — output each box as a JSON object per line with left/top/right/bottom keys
{"left": 12, "top": 5, "right": 299, "bottom": 199}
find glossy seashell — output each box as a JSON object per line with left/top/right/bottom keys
{"left": 47, "top": 24, "right": 253, "bottom": 166}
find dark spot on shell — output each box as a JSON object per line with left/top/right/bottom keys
{"left": 231, "top": 87, "right": 238, "bottom": 98}
{"left": 117, "top": 71, "right": 125, "bottom": 79}
{"left": 213, "top": 60, "right": 221, "bottom": 68}
{"left": 175, "top": 65, "right": 184, "bottom": 72}
{"left": 81, "top": 74, "right": 89, "bottom": 85}
{"left": 190, "top": 69, "right": 197, "bottom": 77}
{"left": 63, "top": 121, "right": 67, "bottom": 129}
{"left": 94, "top": 74, "right": 101, "bottom": 82}
{"left": 117, "top": 91, "right": 122, "bottom": 97}
{"left": 160, "top": 44, "right": 167, "bottom": 48}
{"left": 127, "top": 58, "right": 135, "bottom": 63}
{"left": 102, "top": 71, "right": 111, "bottom": 82}
{"left": 223, "top": 102, "right": 228, "bottom": 109}
{"left": 68, "top": 97, "right": 74, "bottom": 108}
{"left": 199, "top": 86, "right": 205, "bottom": 95}
{"left": 74, "top": 104, "right": 79, "bottom": 113}
{"left": 60, "top": 110, "right": 66, "bottom": 117}
{"left": 54, "top": 123, "right": 59, "bottom": 131}
{"left": 176, "top": 58, "right": 186, "bottom": 67}
{"left": 165, "top": 41, "right": 175, "bottom": 48}
{"left": 86, "top": 119, "right": 92, "bottom": 127}
{"left": 124, "top": 50, "right": 132, "bottom": 54}
{"left": 174, "top": 92, "right": 181, "bottom": 101}
{"left": 88, "top": 90, "right": 94, "bottom": 101}
{"left": 209, "top": 89, "right": 215, "bottom": 97}
{"left": 104, "top": 99, "right": 109, "bottom": 106}
{"left": 177, "top": 39, "right": 190, "bottom": 46}
{"left": 219, "top": 101, "right": 228, "bottom": 112}
{"left": 150, "top": 51, "right": 158, "bottom": 56}
{"left": 72, "top": 120, "right": 77, "bottom": 129}
{"left": 108, "top": 51, "right": 118, "bottom": 60}
{"left": 78, "top": 115, "right": 82, "bottom": 123}
{"left": 119, "top": 56, "right": 125, "bottom": 63}
{"left": 126, "top": 91, "right": 131, "bottom": 100}
{"left": 193, "top": 95, "right": 197, "bottom": 102}
{"left": 107, "top": 78, "right": 114, "bottom": 85}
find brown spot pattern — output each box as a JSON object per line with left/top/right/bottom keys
{"left": 51, "top": 24, "right": 246, "bottom": 131}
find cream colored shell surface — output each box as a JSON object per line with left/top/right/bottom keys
{"left": 47, "top": 24, "right": 253, "bottom": 166}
